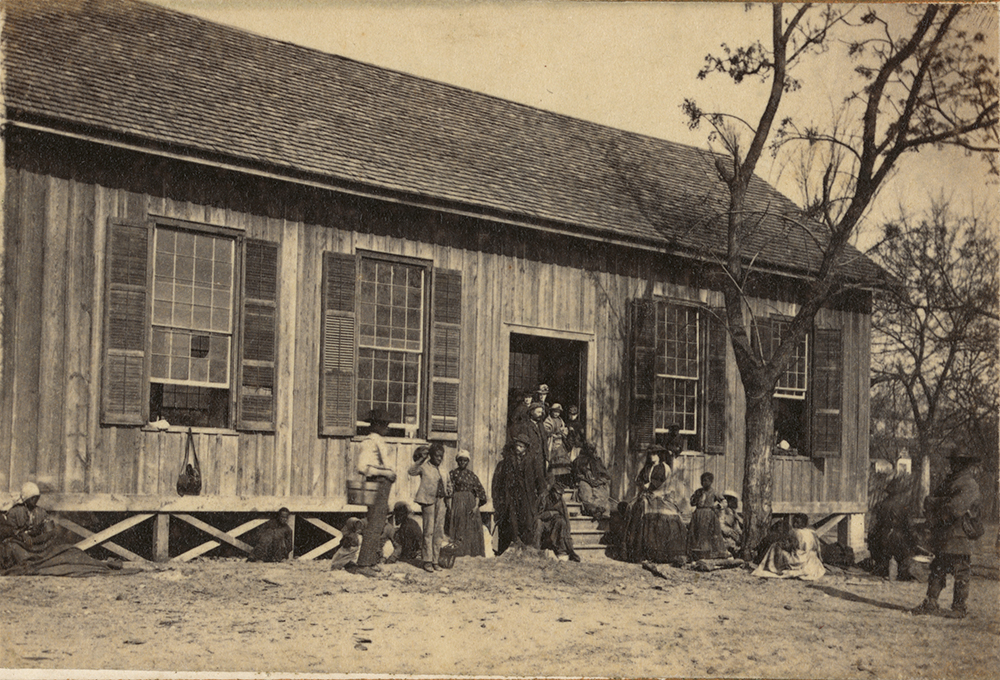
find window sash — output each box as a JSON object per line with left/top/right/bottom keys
{"left": 655, "top": 304, "right": 700, "bottom": 435}
{"left": 770, "top": 318, "right": 808, "bottom": 397}
{"left": 150, "top": 227, "right": 236, "bottom": 392}
{"left": 354, "top": 255, "right": 429, "bottom": 434}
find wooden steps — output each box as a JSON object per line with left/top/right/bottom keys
{"left": 564, "top": 494, "right": 610, "bottom": 560}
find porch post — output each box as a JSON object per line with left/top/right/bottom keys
{"left": 153, "top": 513, "right": 170, "bottom": 562}
{"left": 838, "top": 513, "right": 868, "bottom": 563}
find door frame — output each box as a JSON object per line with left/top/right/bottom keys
{"left": 501, "top": 322, "right": 594, "bottom": 426}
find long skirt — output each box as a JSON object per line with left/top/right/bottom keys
{"left": 625, "top": 494, "right": 688, "bottom": 564}
{"left": 0, "top": 542, "right": 119, "bottom": 577}
{"left": 578, "top": 480, "right": 610, "bottom": 517}
{"left": 688, "top": 507, "right": 727, "bottom": 559}
{"left": 448, "top": 490, "right": 485, "bottom": 557}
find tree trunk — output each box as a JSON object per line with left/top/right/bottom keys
{"left": 741, "top": 389, "right": 775, "bottom": 561}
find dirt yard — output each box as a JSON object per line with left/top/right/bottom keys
{"left": 1, "top": 540, "right": 997, "bottom": 679}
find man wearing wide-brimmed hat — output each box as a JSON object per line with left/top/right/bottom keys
{"left": 354, "top": 408, "right": 397, "bottom": 572}
{"left": 911, "top": 447, "right": 982, "bottom": 619}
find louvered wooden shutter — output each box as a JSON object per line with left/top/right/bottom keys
{"left": 102, "top": 221, "right": 150, "bottom": 425}
{"left": 704, "top": 309, "right": 727, "bottom": 454}
{"left": 320, "top": 253, "right": 357, "bottom": 436}
{"left": 430, "top": 269, "right": 462, "bottom": 437}
{"left": 630, "top": 298, "right": 657, "bottom": 451}
{"left": 238, "top": 240, "right": 279, "bottom": 430}
{"left": 811, "top": 327, "right": 843, "bottom": 458}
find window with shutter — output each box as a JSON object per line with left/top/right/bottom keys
{"left": 630, "top": 298, "right": 711, "bottom": 453}
{"left": 320, "top": 253, "right": 358, "bottom": 436}
{"left": 811, "top": 327, "right": 843, "bottom": 458}
{"left": 102, "top": 221, "right": 150, "bottom": 425}
{"left": 238, "top": 240, "right": 279, "bottom": 430}
{"left": 101, "top": 219, "right": 269, "bottom": 430}
{"left": 430, "top": 269, "right": 462, "bottom": 438}
{"left": 355, "top": 256, "right": 427, "bottom": 438}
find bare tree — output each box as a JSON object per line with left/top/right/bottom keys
{"left": 683, "top": 4, "right": 998, "bottom": 558}
{"left": 870, "top": 202, "right": 999, "bottom": 504}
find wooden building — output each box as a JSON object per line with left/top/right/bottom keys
{"left": 0, "top": 0, "right": 880, "bottom": 561}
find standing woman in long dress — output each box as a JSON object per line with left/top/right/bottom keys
{"left": 688, "top": 472, "right": 728, "bottom": 560}
{"left": 624, "top": 445, "right": 688, "bottom": 565}
{"left": 447, "top": 449, "right": 488, "bottom": 557}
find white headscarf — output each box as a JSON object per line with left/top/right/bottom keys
{"left": 19, "top": 482, "right": 41, "bottom": 503}
{"left": 2, "top": 481, "right": 40, "bottom": 512}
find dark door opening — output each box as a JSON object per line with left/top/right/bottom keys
{"left": 507, "top": 333, "right": 588, "bottom": 423}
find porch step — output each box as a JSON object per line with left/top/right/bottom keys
{"left": 564, "top": 496, "right": 609, "bottom": 558}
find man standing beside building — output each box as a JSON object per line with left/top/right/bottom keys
{"left": 911, "top": 448, "right": 983, "bottom": 619}
{"left": 355, "top": 409, "right": 397, "bottom": 572}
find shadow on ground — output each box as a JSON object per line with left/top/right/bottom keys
{"left": 806, "top": 583, "right": 912, "bottom": 612}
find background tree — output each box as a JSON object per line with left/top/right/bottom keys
{"left": 683, "top": 4, "right": 998, "bottom": 558}
{"left": 869, "top": 202, "right": 999, "bottom": 517}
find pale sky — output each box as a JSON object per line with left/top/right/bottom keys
{"left": 152, "top": 1, "right": 998, "bottom": 249}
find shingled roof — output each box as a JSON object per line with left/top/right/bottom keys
{"left": 3, "top": 0, "right": 881, "bottom": 282}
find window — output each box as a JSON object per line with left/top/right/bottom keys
{"left": 102, "top": 219, "right": 278, "bottom": 430}
{"left": 630, "top": 299, "right": 726, "bottom": 453}
{"left": 768, "top": 317, "right": 808, "bottom": 453}
{"left": 357, "top": 258, "right": 426, "bottom": 434}
{"left": 654, "top": 305, "right": 700, "bottom": 434}
{"left": 149, "top": 228, "right": 235, "bottom": 426}
{"left": 320, "top": 252, "right": 462, "bottom": 439}
{"left": 630, "top": 299, "right": 843, "bottom": 458}
{"left": 764, "top": 317, "right": 843, "bottom": 458}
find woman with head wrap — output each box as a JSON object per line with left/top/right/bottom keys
{"left": 623, "top": 445, "right": 688, "bottom": 565}
{"left": 446, "top": 450, "right": 488, "bottom": 557}
{"left": 1, "top": 481, "right": 122, "bottom": 575}
{"left": 5, "top": 482, "right": 53, "bottom": 537}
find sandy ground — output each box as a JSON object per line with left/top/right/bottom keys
{"left": 1, "top": 539, "right": 998, "bottom": 679}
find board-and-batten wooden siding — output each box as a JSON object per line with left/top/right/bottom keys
{"left": 1, "top": 146, "right": 868, "bottom": 513}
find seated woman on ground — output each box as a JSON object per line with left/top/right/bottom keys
{"left": 2, "top": 482, "right": 122, "bottom": 575}
{"left": 752, "top": 513, "right": 826, "bottom": 581}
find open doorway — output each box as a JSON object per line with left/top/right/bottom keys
{"left": 507, "top": 333, "right": 588, "bottom": 424}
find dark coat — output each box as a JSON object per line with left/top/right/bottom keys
{"left": 926, "top": 467, "right": 982, "bottom": 555}
{"left": 512, "top": 418, "right": 549, "bottom": 471}
{"left": 492, "top": 446, "right": 547, "bottom": 553}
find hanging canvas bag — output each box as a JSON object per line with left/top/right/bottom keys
{"left": 961, "top": 509, "right": 985, "bottom": 541}
{"left": 176, "top": 428, "right": 203, "bottom": 496}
